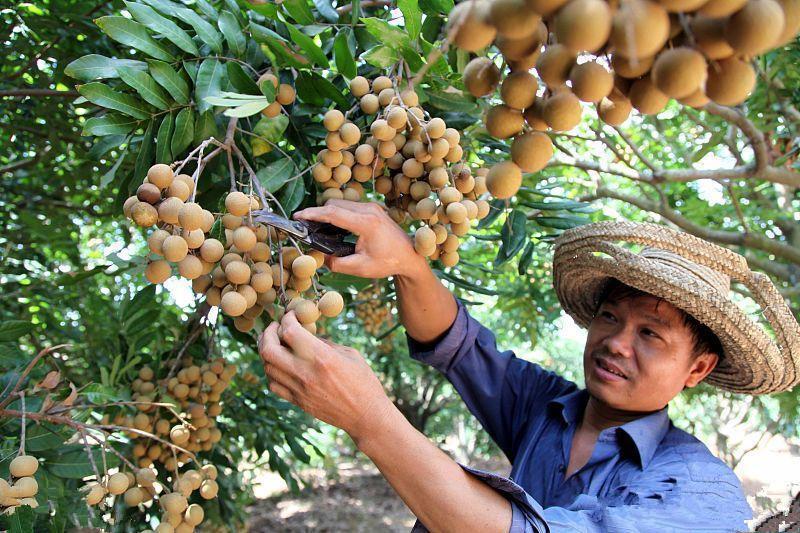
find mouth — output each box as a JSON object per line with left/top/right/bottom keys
{"left": 595, "top": 357, "right": 628, "bottom": 380}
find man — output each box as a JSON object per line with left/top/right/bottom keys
{"left": 258, "top": 200, "right": 800, "bottom": 532}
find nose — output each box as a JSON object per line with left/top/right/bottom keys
{"left": 604, "top": 323, "right": 636, "bottom": 359}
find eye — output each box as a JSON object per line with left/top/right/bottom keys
{"left": 600, "top": 311, "right": 616, "bottom": 322}
{"left": 642, "top": 328, "right": 660, "bottom": 339}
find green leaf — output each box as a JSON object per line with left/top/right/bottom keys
{"left": 521, "top": 200, "right": 590, "bottom": 211}
{"left": 171, "top": 108, "right": 195, "bottom": 156}
{"left": 64, "top": 54, "right": 147, "bottom": 81}
{"left": 77, "top": 82, "right": 151, "bottom": 119}
{"left": 223, "top": 100, "right": 270, "bottom": 117}
{"left": 227, "top": 62, "right": 260, "bottom": 94}
{"left": 100, "top": 150, "right": 128, "bottom": 187}
{"left": 195, "top": 59, "right": 226, "bottom": 113}
{"left": 532, "top": 215, "right": 588, "bottom": 230}
{"left": 194, "top": 110, "right": 218, "bottom": 143}
{"left": 362, "top": 45, "right": 398, "bottom": 68}
{"left": 283, "top": 0, "right": 316, "bottom": 24}
{"left": 257, "top": 157, "right": 296, "bottom": 193}
{"left": 295, "top": 71, "right": 349, "bottom": 108}
{"left": 195, "top": 0, "right": 218, "bottom": 18}
{"left": 218, "top": 11, "right": 247, "bottom": 57}
{"left": 81, "top": 383, "right": 127, "bottom": 403}
{"left": 398, "top": 0, "right": 422, "bottom": 40}
{"left": 44, "top": 447, "right": 119, "bottom": 479}
{"left": 361, "top": 17, "right": 410, "bottom": 50}
{"left": 124, "top": 1, "right": 199, "bottom": 55}
{"left": 250, "top": 22, "right": 287, "bottom": 44}
{"left": 4, "top": 504, "right": 34, "bottom": 533}
{"left": 496, "top": 209, "right": 528, "bottom": 265}
{"left": 419, "top": 0, "right": 453, "bottom": 13}
{"left": 518, "top": 240, "right": 535, "bottom": 275}
{"left": 313, "top": 0, "right": 340, "bottom": 22}
{"left": 156, "top": 112, "right": 174, "bottom": 163}
{"left": 0, "top": 321, "right": 33, "bottom": 342}
{"left": 436, "top": 270, "right": 498, "bottom": 295}
{"left": 82, "top": 113, "right": 139, "bottom": 136}
{"left": 286, "top": 25, "right": 329, "bottom": 67}
{"left": 25, "top": 423, "right": 70, "bottom": 452}
{"left": 173, "top": 7, "right": 223, "bottom": 53}
{"left": 95, "top": 16, "right": 175, "bottom": 61}
{"left": 139, "top": 0, "right": 184, "bottom": 16}
{"left": 279, "top": 176, "right": 305, "bottom": 211}
{"left": 334, "top": 29, "right": 357, "bottom": 79}
{"left": 117, "top": 66, "right": 171, "bottom": 110}
{"left": 253, "top": 114, "right": 290, "bottom": 143}
{"left": 134, "top": 119, "right": 156, "bottom": 183}
{"left": 148, "top": 60, "right": 190, "bottom": 104}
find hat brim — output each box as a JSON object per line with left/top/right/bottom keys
{"left": 553, "top": 224, "right": 800, "bottom": 395}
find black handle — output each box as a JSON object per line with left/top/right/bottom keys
{"left": 302, "top": 221, "right": 356, "bottom": 257}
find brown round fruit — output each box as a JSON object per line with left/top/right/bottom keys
{"left": 162, "top": 235, "right": 189, "bottom": 263}
{"left": 221, "top": 291, "right": 248, "bottom": 316}
{"left": 511, "top": 132, "right": 554, "bottom": 172}
{"left": 554, "top": 0, "right": 612, "bottom": 53}
{"left": 542, "top": 91, "right": 582, "bottom": 131}
{"left": 225, "top": 191, "right": 251, "bottom": 216}
{"left": 132, "top": 202, "right": 159, "bottom": 228}
{"left": 535, "top": 44, "right": 576, "bottom": 87}
{"left": 629, "top": 77, "right": 670, "bottom": 114}
{"left": 651, "top": 47, "right": 708, "bottom": 99}
{"left": 705, "top": 57, "right": 756, "bottom": 105}
{"left": 350, "top": 76, "right": 370, "bottom": 97}
{"left": 178, "top": 202, "right": 203, "bottom": 231}
{"left": 488, "top": 0, "right": 542, "bottom": 39}
{"left": 611, "top": 54, "right": 656, "bottom": 78}
{"left": 610, "top": 0, "right": 670, "bottom": 59}
{"left": 137, "top": 183, "right": 162, "bottom": 204}
{"left": 145, "top": 260, "right": 171, "bottom": 284}
{"left": 147, "top": 164, "right": 174, "bottom": 189}
{"left": 690, "top": 16, "right": 736, "bottom": 59}
{"left": 200, "top": 239, "right": 225, "bottom": 263}
{"left": 323, "top": 109, "right": 345, "bottom": 131}
{"left": 9, "top": 456, "right": 38, "bottom": 478}
{"left": 485, "top": 105, "right": 525, "bottom": 139}
{"left": 446, "top": 0, "right": 496, "bottom": 51}
{"left": 500, "top": 71, "right": 538, "bottom": 110}
{"left": 486, "top": 161, "right": 523, "bottom": 199}
{"left": 569, "top": 61, "right": 613, "bottom": 102}
{"left": 700, "top": 0, "right": 748, "bottom": 16}
{"left": 725, "top": 0, "right": 784, "bottom": 55}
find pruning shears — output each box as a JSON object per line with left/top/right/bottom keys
{"left": 252, "top": 210, "right": 356, "bottom": 257}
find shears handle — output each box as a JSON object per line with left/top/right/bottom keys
{"left": 303, "top": 221, "right": 357, "bottom": 257}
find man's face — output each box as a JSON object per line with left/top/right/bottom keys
{"left": 582, "top": 292, "right": 718, "bottom": 413}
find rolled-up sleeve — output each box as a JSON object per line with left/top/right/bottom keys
{"left": 407, "top": 300, "right": 576, "bottom": 460}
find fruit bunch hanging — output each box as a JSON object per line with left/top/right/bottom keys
{"left": 313, "top": 75, "right": 497, "bottom": 266}
{"left": 354, "top": 283, "right": 394, "bottom": 336}
{"left": 123, "top": 158, "right": 345, "bottom": 335}
{"left": 449, "top": 0, "right": 800, "bottom": 182}
{"left": 1, "top": 455, "right": 40, "bottom": 514}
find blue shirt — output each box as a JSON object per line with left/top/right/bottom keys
{"left": 407, "top": 301, "right": 753, "bottom": 532}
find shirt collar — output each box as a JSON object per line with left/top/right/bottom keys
{"left": 547, "top": 389, "right": 671, "bottom": 470}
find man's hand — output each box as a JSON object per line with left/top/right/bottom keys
{"left": 258, "top": 311, "right": 395, "bottom": 442}
{"left": 293, "top": 200, "right": 422, "bottom": 279}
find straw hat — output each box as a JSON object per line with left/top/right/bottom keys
{"left": 552, "top": 221, "right": 800, "bottom": 395}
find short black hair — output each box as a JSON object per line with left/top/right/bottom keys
{"left": 597, "top": 278, "right": 724, "bottom": 360}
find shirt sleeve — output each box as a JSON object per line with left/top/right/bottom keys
{"left": 410, "top": 461, "right": 752, "bottom": 533}
{"left": 406, "top": 300, "right": 577, "bottom": 461}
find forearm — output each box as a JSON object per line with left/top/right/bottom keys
{"left": 354, "top": 404, "right": 511, "bottom": 533}
{"left": 395, "top": 255, "right": 458, "bottom": 343}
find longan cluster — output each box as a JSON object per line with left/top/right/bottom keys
{"left": 120, "top": 360, "right": 233, "bottom": 471}
{"left": 257, "top": 72, "right": 297, "bottom": 117}
{"left": 323, "top": 75, "right": 493, "bottom": 266}
{"left": 123, "top": 163, "right": 215, "bottom": 284}
{"left": 451, "top": 0, "right": 800, "bottom": 179}
{"left": 1, "top": 454, "right": 40, "bottom": 514}
{"left": 354, "top": 283, "right": 393, "bottom": 336}
{"left": 83, "top": 464, "right": 218, "bottom": 532}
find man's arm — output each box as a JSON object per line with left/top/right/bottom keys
{"left": 294, "top": 200, "right": 458, "bottom": 343}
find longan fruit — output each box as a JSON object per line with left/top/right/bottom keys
{"left": 511, "top": 132, "right": 554, "bottom": 172}
{"left": 610, "top": 0, "right": 670, "bottom": 59}
{"left": 147, "top": 164, "right": 174, "bottom": 189}
{"left": 161, "top": 492, "right": 188, "bottom": 514}
{"left": 162, "top": 235, "right": 189, "bottom": 263}
{"left": 543, "top": 91, "right": 582, "bottom": 131}
{"left": 137, "top": 183, "right": 162, "bottom": 204}
{"left": 175, "top": 203, "right": 202, "bottom": 232}
{"left": 145, "top": 260, "right": 171, "bottom": 284}
{"left": 132, "top": 202, "right": 159, "bottom": 228}
{"left": 775, "top": 0, "right": 800, "bottom": 45}
{"left": 225, "top": 261, "right": 251, "bottom": 285}
{"left": 258, "top": 72, "right": 279, "bottom": 90}
{"left": 222, "top": 213, "right": 243, "bottom": 230}
{"left": 177, "top": 255, "right": 203, "bottom": 279}
{"left": 238, "top": 284, "right": 258, "bottom": 307}
{"left": 318, "top": 291, "right": 344, "bottom": 317}
{"left": 371, "top": 119, "right": 396, "bottom": 141}
{"left": 291, "top": 255, "right": 317, "bottom": 278}
{"left": 221, "top": 291, "right": 247, "bottom": 316}
{"left": 705, "top": 57, "right": 756, "bottom": 105}
{"left": 488, "top": 0, "right": 541, "bottom": 39}
{"left": 350, "top": 76, "right": 370, "bottom": 97}
{"left": 486, "top": 161, "right": 523, "bottom": 199}
{"left": 611, "top": 54, "right": 655, "bottom": 79}
{"left": 689, "top": 16, "right": 735, "bottom": 59}
{"left": 174, "top": 173, "right": 195, "bottom": 194}
{"left": 628, "top": 77, "right": 669, "bottom": 114}
{"left": 167, "top": 180, "right": 190, "bottom": 201}
{"left": 184, "top": 503, "right": 205, "bottom": 526}
{"left": 700, "top": 0, "right": 748, "bottom": 15}
{"left": 554, "top": 0, "right": 612, "bottom": 53}
{"left": 569, "top": 62, "right": 614, "bottom": 103}
{"left": 378, "top": 87, "right": 397, "bottom": 107}
{"left": 386, "top": 107, "right": 408, "bottom": 130}
{"left": 123, "top": 195, "right": 139, "bottom": 218}
{"left": 199, "top": 238, "right": 224, "bottom": 263}
{"left": 10, "top": 456, "right": 38, "bottom": 478}
{"left": 439, "top": 186, "right": 463, "bottom": 204}
{"left": 294, "top": 299, "right": 321, "bottom": 324}
{"left": 225, "top": 191, "right": 251, "bottom": 216}
{"left": 158, "top": 197, "right": 183, "bottom": 225}
{"left": 440, "top": 251, "right": 460, "bottom": 267}
{"left": 446, "top": 0, "right": 496, "bottom": 51}
{"left": 261, "top": 101, "right": 282, "bottom": 118}
{"left": 425, "top": 117, "right": 446, "bottom": 139}
{"left": 500, "top": 71, "right": 538, "bottom": 110}
{"left": 232, "top": 226, "right": 257, "bottom": 252}
{"left": 372, "top": 75, "right": 392, "bottom": 93}
{"left": 360, "top": 94, "right": 380, "bottom": 114}
{"left": 339, "top": 122, "right": 361, "bottom": 145}
{"left": 725, "top": 0, "right": 784, "bottom": 55}
{"left": 321, "top": 109, "right": 345, "bottom": 133}
{"left": 598, "top": 93, "right": 633, "bottom": 125}
{"left": 124, "top": 487, "right": 144, "bottom": 506}
{"left": 485, "top": 105, "right": 524, "bottom": 139}
{"left": 476, "top": 200, "right": 491, "bottom": 219}
{"left": 651, "top": 47, "right": 707, "bottom": 99}
{"left": 183, "top": 228, "right": 205, "bottom": 249}
{"left": 106, "top": 472, "right": 129, "bottom": 496}
{"left": 536, "top": 44, "right": 576, "bottom": 87}
{"left": 277, "top": 83, "right": 296, "bottom": 105}
{"left": 326, "top": 131, "right": 349, "bottom": 151}
{"left": 86, "top": 483, "right": 106, "bottom": 505}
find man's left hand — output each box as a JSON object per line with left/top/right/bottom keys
{"left": 258, "top": 312, "right": 394, "bottom": 442}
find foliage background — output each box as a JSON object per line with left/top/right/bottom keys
{"left": 1, "top": 0, "right": 799, "bottom": 529}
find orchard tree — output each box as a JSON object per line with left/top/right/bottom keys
{"left": 2, "top": 0, "right": 800, "bottom": 530}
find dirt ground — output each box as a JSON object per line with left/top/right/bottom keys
{"left": 247, "top": 444, "right": 799, "bottom": 532}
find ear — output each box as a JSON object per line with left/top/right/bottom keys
{"left": 684, "top": 352, "right": 719, "bottom": 389}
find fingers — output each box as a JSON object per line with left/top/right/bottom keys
{"left": 258, "top": 322, "right": 299, "bottom": 373}
{"left": 278, "top": 311, "right": 328, "bottom": 359}
{"left": 267, "top": 380, "right": 296, "bottom": 404}
{"left": 263, "top": 360, "right": 302, "bottom": 392}
{"left": 292, "top": 204, "right": 365, "bottom": 234}
{"left": 326, "top": 253, "right": 369, "bottom": 276}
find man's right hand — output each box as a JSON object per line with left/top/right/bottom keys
{"left": 293, "top": 200, "right": 423, "bottom": 279}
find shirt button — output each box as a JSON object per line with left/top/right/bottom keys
{"left": 559, "top": 465, "right": 566, "bottom": 472}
